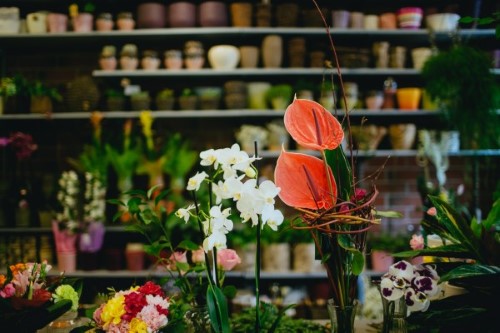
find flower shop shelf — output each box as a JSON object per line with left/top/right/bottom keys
{"left": 0, "top": 28, "right": 494, "bottom": 48}
{"left": 0, "top": 225, "right": 128, "bottom": 234}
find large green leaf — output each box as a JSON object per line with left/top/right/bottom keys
{"left": 338, "top": 234, "right": 364, "bottom": 275}
{"left": 325, "top": 146, "right": 353, "bottom": 200}
{"left": 206, "top": 284, "right": 230, "bottom": 333}
{"left": 439, "top": 264, "right": 500, "bottom": 283}
{"left": 393, "top": 244, "right": 470, "bottom": 259}
{"left": 177, "top": 240, "right": 200, "bottom": 251}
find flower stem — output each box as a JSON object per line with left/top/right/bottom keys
{"left": 254, "top": 140, "right": 261, "bottom": 332}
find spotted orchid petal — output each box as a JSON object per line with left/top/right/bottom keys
{"left": 413, "top": 276, "right": 439, "bottom": 297}
{"left": 284, "top": 98, "right": 344, "bottom": 151}
{"left": 380, "top": 277, "right": 405, "bottom": 301}
{"left": 274, "top": 149, "right": 337, "bottom": 210}
{"left": 387, "top": 260, "right": 415, "bottom": 282}
{"left": 405, "top": 288, "right": 430, "bottom": 315}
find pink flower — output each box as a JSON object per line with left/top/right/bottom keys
{"left": 93, "top": 303, "right": 105, "bottom": 327}
{"left": 138, "top": 304, "right": 168, "bottom": 331}
{"left": 0, "top": 283, "right": 15, "bottom": 298}
{"left": 191, "top": 248, "right": 205, "bottom": 264}
{"left": 352, "top": 188, "right": 367, "bottom": 202}
{"left": 217, "top": 249, "right": 241, "bottom": 271}
{"left": 410, "top": 234, "right": 424, "bottom": 250}
{"left": 167, "top": 251, "right": 187, "bottom": 272}
{"left": 427, "top": 207, "right": 437, "bottom": 216}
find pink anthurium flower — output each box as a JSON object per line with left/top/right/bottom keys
{"left": 274, "top": 149, "right": 337, "bottom": 210}
{"left": 284, "top": 98, "right": 344, "bottom": 151}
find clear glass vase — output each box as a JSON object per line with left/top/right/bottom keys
{"left": 184, "top": 305, "right": 212, "bottom": 333}
{"left": 379, "top": 293, "right": 408, "bottom": 333}
{"left": 327, "top": 299, "right": 358, "bottom": 333}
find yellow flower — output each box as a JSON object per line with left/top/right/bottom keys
{"left": 129, "top": 318, "right": 148, "bottom": 333}
{"left": 139, "top": 111, "right": 154, "bottom": 151}
{"left": 101, "top": 295, "right": 126, "bottom": 328}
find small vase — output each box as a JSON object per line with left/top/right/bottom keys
{"left": 327, "top": 299, "right": 358, "bottom": 333}
{"left": 184, "top": 305, "right": 212, "bottom": 333}
{"left": 57, "top": 251, "right": 77, "bottom": 273}
{"left": 379, "top": 290, "right": 408, "bottom": 333}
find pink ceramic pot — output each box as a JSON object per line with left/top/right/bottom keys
{"left": 169, "top": 2, "right": 196, "bottom": 27}
{"left": 137, "top": 3, "right": 167, "bottom": 28}
{"left": 47, "top": 13, "right": 68, "bottom": 33}
{"left": 397, "top": 7, "right": 423, "bottom": 29}
{"left": 72, "top": 13, "right": 93, "bottom": 32}
{"left": 199, "top": 1, "right": 228, "bottom": 27}
{"left": 99, "top": 56, "right": 117, "bottom": 70}
{"left": 371, "top": 250, "right": 394, "bottom": 272}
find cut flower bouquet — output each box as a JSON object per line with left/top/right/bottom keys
{"left": 0, "top": 261, "right": 81, "bottom": 331}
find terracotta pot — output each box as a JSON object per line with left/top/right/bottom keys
{"left": 261, "top": 35, "right": 282, "bottom": 68}
{"left": 164, "top": 50, "right": 183, "bottom": 69}
{"left": 350, "top": 11, "right": 364, "bottom": 28}
{"left": 199, "top": 1, "right": 227, "bottom": 27}
{"left": 309, "top": 50, "right": 325, "bottom": 68}
{"left": 255, "top": 3, "right": 271, "bottom": 27}
{"left": 371, "top": 250, "right": 394, "bottom": 272}
{"left": 230, "top": 2, "right": 252, "bottom": 27}
{"left": 117, "top": 12, "right": 135, "bottom": 30}
{"left": 99, "top": 56, "right": 117, "bottom": 70}
{"left": 379, "top": 12, "right": 397, "bottom": 29}
{"left": 72, "top": 13, "right": 93, "bottom": 32}
{"left": 239, "top": 46, "right": 259, "bottom": 68}
{"left": 47, "top": 13, "right": 68, "bottom": 33}
{"left": 184, "top": 55, "right": 205, "bottom": 69}
{"left": 276, "top": 3, "right": 299, "bottom": 27}
{"left": 125, "top": 243, "right": 145, "bottom": 271}
{"left": 120, "top": 56, "right": 139, "bottom": 70}
{"left": 137, "top": 3, "right": 167, "bottom": 28}
{"left": 95, "top": 12, "right": 113, "bottom": 31}
{"left": 396, "top": 87, "right": 421, "bottom": 109}
{"left": 30, "top": 96, "right": 52, "bottom": 114}
{"left": 389, "top": 123, "right": 417, "bottom": 150}
{"left": 169, "top": 2, "right": 196, "bottom": 27}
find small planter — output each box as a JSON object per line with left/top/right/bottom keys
{"left": 230, "top": 2, "right": 252, "bottom": 27}
{"left": 137, "top": 3, "right": 167, "bottom": 28}
{"left": 371, "top": 250, "right": 394, "bottom": 272}
{"left": 164, "top": 50, "right": 183, "bottom": 69}
{"left": 293, "top": 243, "right": 323, "bottom": 272}
{"left": 261, "top": 35, "right": 283, "bottom": 68}
{"left": 30, "top": 96, "right": 52, "bottom": 114}
{"left": 130, "top": 94, "right": 151, "bottom": 111}
{"left": 72, "top": 13, "right": 93, "bottom": 32}
{"left": 255, "top": 3, "right": 271, "bottom": 27}
{"left": 116, "top": 12, "right": 135, "bottom": 30}
{"left": 95, "top": 12, "right": 114, "bottom": 31}
{"left": 239, "top": 46, "right": 259, "bottom": 68}
{"left": 169, "top": 2, "right": 196, "bottom": 27}
{"left": 199, "top": 96, "right": 221, "bottom": 110}
{"left": 199, "top": 1, "right": 228, "bottom": 27}
{"left": 389, "top": 123, "right": 417, "bottom": 150}
{"left": 47, "top": 13, "right": 68, "bottom": 33}
{"left": 276, "top": 3, "right": 299, "bottom": 27}
{"left": 263, "top": 243, "right": 291, "bottom": 272}
{"left": 178, "top": 95, "right": 198, "bottom": 110}
{"left": 106, "top": 96, "right": 126, "bottom": 111}
{"left": 26, "top": 12, "right": 48, "bottom": 33}
{"left": 156, "top": 96, "right": 175, "bottom": 110}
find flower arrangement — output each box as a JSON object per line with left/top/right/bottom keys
{"left": 380, "top": 260, "right": 440, "bottom": 315}
{"left": 91, "top": 281, "right": 170, "bottom": 332}
{"left": 0, "top": 261, "right": 81, "bottom": 331}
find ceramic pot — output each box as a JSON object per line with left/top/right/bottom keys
{"left": 397, "top": 7, "right": 423, "bottom": 29}
{"left": 125, "top": 243, "right": 145, "bottom": 271}
{"left": 225, "top": 93, "right": 247, "bottom": 109}
{"left": 365, "top": 90, "right": 384, "bottom": 109}
{"left": 164, "top": 50, "right": 183, "bottom": 69}
{"left": 141, "top": 50, "right": 160, "bottom": 70}
{"left": 120, "top": 56, "right": 138, "bottom": 70}
{"left": 303, "top": 8, "right": 328, "bottom": 27}
{"left": 72, "top": 13, "right": 93, "bottom": 32}
{"left": 261, "top": 35, "right": 283, "bottom": 68}
{"left": 230, "top": 2, "right": 252, "bottom": 27}
{"left": 137, "top": 3, "right": 167, "bottom": 28}
{"left": 371, "top": 250, "right": 394, "bottom": 272}
{"left": 293, "top": 243, "right": 323, "bottom": 272}
{"left": 247, "top": 82, "right": 271, "bottom": 109}
{"left": 26, "top": 12, "right": 47, "bottom": 33}
{"left": 389, "top": 124, "right": 417, "bottom": 150}
{"left": 184, "top": 55, "right": 204, "bottom": 69}
{"left": 106, "top": 96, "right": 125, "bottom": 111}
{"left": 239, "top": 46, "right": 259, "bottom": 68}
{"left": 350, "top": 125, "right": 387, "bottom": 151}
{"left": 199, "top": 1, "right": 227, "bottom": 27}
{"left": 57, "top": 252, "right": 76, "bottom": 273}
{"left": 350, "top": 11, "right": 364, "bottom": 28}
{"left": 332, "top": 10, "right": 350, "bottom": 28}
{"left": 288, "top": 37, "right": 306, "bottom": 67}
{"left": 47, "top": 13, "right": 68, "bottom": 32}
{"left": 255, "top": 3, "right": 271, "bottom": 27}
{"left": 263, "top": 243, "right": 290, "bottom": 272}
{"left": 390, "top": 46, "right": 407, "bottom": 68}
{"left": 95, "top": 12, "right": 113, "bottom": 31}
{"left": 178, "top": 95, "right": 198, "bottom": 110}
{"left": 116, "top": 12, "right": 135, "bottom": 30}
{"left": 373, "top": 41, "right": 390, "bottom": 68}
{"left": 169, "top": 2, "right": 196, "bottom": 27}
{"left": 156, "top": 96, "right": 175, "bottom": 110}
{"left": 0, "top": 7, "right": 20, "bottom": 33}
{"left": 30, "top": 96, "right": 52, "bottom": 114}
{"left": 208, "top": 45, "right": 240, "bottom": 69}
{"left": 411, "top": 47, "right": 432, "bottom": 70}
{"left": 276, "top": 3, "right": 299, "bottom": 27}
{"left": 379, "top": 12, "right": 397, "bottom": 29}
{"left": 396, "top": 87, "right": 421, "bottom": 110}
{"left": 363, "top": 14, "right": 379, "bottom": 29}
{"left": 310, "top": 50, "right": 325, "bottom": 68}
{"left": 426, "top": 13, "right": 460, "bottom": 31}
{"left": 99, "top": 56, "right": 117, "bottom": 70}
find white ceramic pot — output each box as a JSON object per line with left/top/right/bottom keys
{"left": 293, "top": 243, "right": 323, "bottom": 272}
{"left": 208, "top": 45, "right": 240, "bottom": 70}
{"left": 0, "top": 7, "right": 20, "bottom": 34}
{"left": 426, "top": 13, "right": 460, "bottom": 31}
{"left": 26, "top": 12, "right": 48, "bottom": 33}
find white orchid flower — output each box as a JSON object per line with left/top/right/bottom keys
{"left": 258, "top": 180, "right": 281, "bottom": 205}
{"left": 380, "top": 277, "right": 405, "bottom": 301}
{"left": 261, "top": 206, "right": 284, "bottom": 231}
{"left": 200, "top": 148, "right": 218, "bottom": 167}
{"left": 187, "top": 171, "right": 208, "bottom": 191}
{"left": 203, "top": 231, "right": 227, "bottom": 252}
{"left": 175, "top": 204, "right": 196, "bottom": 223}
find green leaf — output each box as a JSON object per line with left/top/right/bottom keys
{"left": 124, "top": 224, "right": 146, "bottom": 235}
{"left": 325, "top": 146, "right": 353, "bottom": 200}
{"left": 206, "top": 285, "right": 230, "bottom": 333}
{"left": 177, "top": 239, "right": 200, "bottom": 251}
{"left": 374, "top": 210, "right": 403, "bottom": 218}
{"left": 112, "top": 210, "right": 123, "bottom": 223}
{"left": 393, "top": 244, "right": 471, "bottom": 259}
{"left": 107, "top": 198, "right": 125, "bottom": 206}
{"left": 439, "top": 264, "right": 500, "bottom": 283}
{"left": 459, "top": 16, "right": 475, "bottom": 24}
{"left": 175, "top": 261, "right": 190, "bottom": 272}
{"left": 321, "top": 252, "right": 331, "bottom": 264}
{"left": 127, "top": 197, "right": 143, "bottom": 214}
{"left": 154, "top": 189, "right": 170, "bottom": 207}
{"left": 147, "top": 185, "right": 162, "bottom": 199}
{"left": 125, "top": 189, "right": 147, "bottom": 198}
{"left": 351, "top": 250, "right": 365, "bottom": 275}
{"left": 222, "top": 285, "right": 237, "bottom": 299}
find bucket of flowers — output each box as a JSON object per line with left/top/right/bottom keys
{"left": 0, "top": 261, "right": 81, "bottom": 331}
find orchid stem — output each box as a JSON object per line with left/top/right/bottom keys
{"left": 254, "top": 140, "right": 262, "bottom": 333}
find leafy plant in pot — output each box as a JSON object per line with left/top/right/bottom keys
{"left": 266, "top": 84, "right": 293, "bottom": 110}
{"left": 421, "top": 45, "right": 500, "bottom": 149}
{"left": 155, "top": 88, "right": 175, "bottom": 110}
{"left": 104, "top": 88, "right": 126, "bottom": 111}
{"left": 178, "top": 88, "right": 198, "bottom": 110}
{"left": 28, "top": 80, "right": 62, "bottom": 114}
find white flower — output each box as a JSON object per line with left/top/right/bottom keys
{"left": 187, "top": 171, "right": 208, "bottom": 191}
{"left": 404, "top": 288, "right": 430, "bottom": 314}
{"left": 261, "top": 206, "right": 284, "bottom": 231}
{"left": 217, "top": 143, "right": 247, "bottom": 169}
{"left": 212, "top": 180, "right": 232, "bottom": 204}
{"left": 258, "top": 180, "right": 281, "bottom": 206}
{"left": 175, "top": 204, "right": 196, "bottom": 223}
{"left": 200, "top": 149, "right": 218, "bottom": 167}
{"left": 203, "top": 231, "right": 227, "bottom": 251}
{"left": 380, "top": 277, "right": 405, "bottom": 301}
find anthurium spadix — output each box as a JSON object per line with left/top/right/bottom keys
{"left": 284, "top": 97, "right": 344, "bottom": 151}
{"left": 274, "top": 149, "right": 337, "bottom": 210}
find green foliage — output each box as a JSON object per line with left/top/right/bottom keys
{"left": 104, "top": 88, "right": 125, "bottom": 98}
{"left": 0, "top": 77, "right": 16, "bottom": 97}
{"left": 181, "top": 88, "right": 195, "bottom": 97}
{"left": 130, "top": 91, "right": 150, "bottom": 100}
{"left": 231, "top": 303, "right": 329, "bottom": 333}
{"left": 162, "top": 133, "right": 198, "bottom": 181}
{"left": 421, "top": 45, "right": 500, "bottom": 148}
{"left": 28, "top": 80, "right": 62, "bottom": 102}
{"left": 266, "top": 84, "right": 293, "bottom": 102}
{"left": 157, "top": 88, "right": 174, "bottom": 99}
{"left": 368, "top": 233, "right": 408, "bottom": 252}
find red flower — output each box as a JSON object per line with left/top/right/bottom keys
{"left": 284, "top": 98, "right": 344, "bottom": 151}
{"left": 275, "top": 149, "right": 337, "bottom": 210}
{"left": 138, "top": 281, "right": 164, "bottom": 297}
{"left": 156, "top": 304, "right": 169, "bottom": 316}
{"left": 123, "top": 291, "right": 147, "bottom": 321}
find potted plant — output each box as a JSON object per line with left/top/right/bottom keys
{"left": 28, "top": 80, "right": 62, "bottom": 114}
{"left": 368, "top": 233, "right": 408, "bottom": 272}
{"left": 104, "top": 88, "right": 126, "bottom": 111}
{"left": 0, "top": 77, "right": 16, "bottom": 114}
{"left": 317, "top": 79, "right": 337, "bottom": 110}
{"left": 155, "top": 88, "right": 175, "bottom": 110}
{"left": 178, "top": 88, "right": 198, "bottom": 110}
{"left": 195, "top": 86, "right": 222, "bottom": 110}
{"left": 294, "top": 79, "right": 316, "bottom": 100}
{"left": 421, "top": 45, "right": 500, "bottom": 149}
{"left": 4, "top": 74, "right": 30, "bottom": 114}
{"left": 266, "top": 84, "right": 293, "bottom": 110}
{"left": 130, "top": 91, "right": 151, "bottom": 111}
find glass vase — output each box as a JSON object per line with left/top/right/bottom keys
{"left": 184, "top": 305, "right": 212, "bottom": 333}
{"left": 379, "top": 292, "right": 408, "bottom": 333}
{"left": 327, "top": 299, "right": 358, "bottom": 333}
